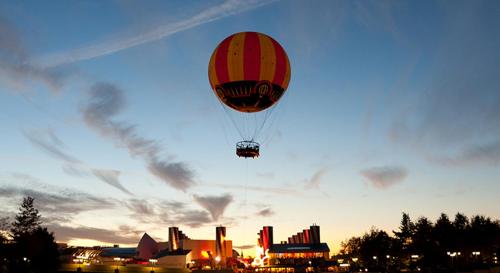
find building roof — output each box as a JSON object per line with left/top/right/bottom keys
{"left": 154, "top": 248, "right": 191, "bottom": 258}
{"left": 269, "top": 243, "right": 330, "bottom": 254}
{"left": 100, "top": 247, "right": 137, "bottom": 258}
{"left": 137, "top": 233, "right": 159, "bottom": 260}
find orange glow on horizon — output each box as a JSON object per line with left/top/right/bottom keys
{"left": 66, "top": 239, "right": 135, "bottom": 248}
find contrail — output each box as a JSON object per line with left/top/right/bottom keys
{"left": 31, "top": 0, "right": 276, "bottom": 68}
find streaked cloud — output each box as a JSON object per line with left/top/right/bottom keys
{"left": 173, "top": 210, "right": 212, "bottom": 228}
{"left": 0, "top": 185, "right": 115, "bottom": 222}
{"left": 32, "top": 0, "right": 276, "bottom": 68}
{"left": 92, "top": 169, "right": 132, "bottom": 196}
{"left": 22, "top": 129, "right": 81, "bottom": 164}
{"left": 48, "top": 223, "right": 140, "bottom": 245}
{"left": 22, "top": 128, "right": 132, "bottom": 195}
{"left": 256, "top": 208, "right": 274, "bottom": 217}
{"left": 126, "top": 199, "right": 215, "bottom": 228}
{"left": 304, "top": 167, "right": 328, "bottom": 190}
{"left": 360, "top": 166, "right": 408, "bottom": 189}
{"left": 82, "top": 82, "right": 195, "bottom": 191}
{"left": 193, "top": 194, "right": 233, "bottom": 221}
{"left": 0, "top": 14, "right": 63, "bottom": 92}
{"left": 433, "top": 141, "right": 500, "bottom": 166}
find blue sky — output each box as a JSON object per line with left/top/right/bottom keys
{"left": 0, "top": 0, "right": 499, "bottom": 252}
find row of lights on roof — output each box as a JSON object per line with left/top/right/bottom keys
{"left": 354, "top": 251, "right": 485, "bottom": 260}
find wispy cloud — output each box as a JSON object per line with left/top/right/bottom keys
{"left": 82, "top": 82, "right": 195, "bottom": 191}
{"left": 22, "top": 129, "right": 81, "bottom": 164}
{"left": 92, "top": 169, "right": 132, "bottom": 196}
{"left": 193, "top": 194, "right": 233, "bottom": 221}
{"left": 22, "top": 128, "right": 132, "bottom": 195}
{"left": 0, "top": 184, "right": 115, "bottom": 222}
{"left": 32, "top": 0, "right": 276, "bottom": 68}
{"left": 256, "top": 207, "right": 274, "bottom": 217}
{"left": 0, "top": 175, "right": 218, "bottom": 231}
{"left": 304, "top": 167, "right": 328, "bottom": 190}
{"left": 0, "top": 14, "right": 63, "bottom": 92}
{"left": 48, "top": 223, "right": 140, "bottom": 245}
{"left": 360, "top": 166, "right": 408, "bottom": 189}
{"left": 126, "top": 199, "right": 213, "bottom": 228}
{"left": 433, "top": 141, "right": 500, "bottom": 166}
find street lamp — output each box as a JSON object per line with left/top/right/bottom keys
{"left": 447, "top": 252, "right": 458, "bottom": 268}
{"left": 149, "top": 259, "right": 158, "bottom": 273}
{"left": 113, "top": 257, "right": 121, "bottom": 273}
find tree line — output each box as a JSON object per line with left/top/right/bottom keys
{"left": 338, "top": 212, "right": 500, "bottom": 272}
{"left": 0, "top": 196, "right": 59, "bottom": 273}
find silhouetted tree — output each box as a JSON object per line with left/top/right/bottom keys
{"left": 13, "top": 227, "right": 59, "bottom": 273}
{"left": 434, "top": 213, "right": 454, "bottom": 251}
{"left": 393, "top": 212, "right": 414, "bottom": 249}
{"left": 0, "top": 217, "right": 10, "bottom": 273}
{"left": 393, "top": 212, "right": 414, "bottom": 269}
{"left": 360, "top": 228, "right": 393, "bottom": 270}
{"left": 6, "top": 196, "right": 59, "bottom": 273}
{"left": 412, "top": 217, "right": 436, "bottom": 270}
{"left": 453, "top": 213, "right": 470, "bottom": 254}
{"left": 339, "top": 212, "right": 500, "bottom": 272}
{"left": 340, "top": 236, "right": 362, "bottom": 256}
{"left": 10, "top": 196, "right": 41, "bottom": 238}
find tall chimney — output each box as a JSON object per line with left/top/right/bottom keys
{"left": 168, "top": 227, "right": 180, "bottom": 251}
{"left": 303, "top": 229, "right": 311, "bottom": 244}
{"left": 310, "top": 225, "right": 320, "bottom": 244}
{"left": 216, "top": 226, "right": 227, "bottom": 266}
{"left": 261, "top": 226, "right": 273, "bottom": 252}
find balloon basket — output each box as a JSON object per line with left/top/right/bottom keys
{"left": 236, "top": 141, "right": 260, "bottom": 158}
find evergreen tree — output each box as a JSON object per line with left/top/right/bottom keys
{"left": 14, "top": 227, "right": 60, "bottom": 273}
{"left": 0, "top": 217, "right": 9, "bottom": 273}
{"left": 434, "top": 213, "right": 453, "bottom": 251}
{"left": 413, "top": 217, "right": 436, "bottom": 269}
{"left": 11, "top": 196, "right": 41, "bottom": 237}
{"left": 0, "top": 217, "right": 9, "bottom": 243}
{"left": 394, "top": 212, "right": 414, "bottom": 247}
{"left": 453, "top": 213, "right": 470, "bottom": 251}
{"left": 7, "top": 196, "right": 60, "bottom": 273}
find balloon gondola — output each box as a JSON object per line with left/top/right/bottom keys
{"left": 236, "top": 140, "right": 260, "bottom": 158}
{"left": 208, "top": 31, "right": 291, "bottom": 158}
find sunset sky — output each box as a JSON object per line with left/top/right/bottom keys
{"left": 1, "top": 0, "right": 499, "bottom": 253}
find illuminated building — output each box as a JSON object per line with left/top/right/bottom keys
{"left": 64, "top": 226, "right": 233, "bottom": 269}
{"left": 255, "top": 224, "right": 330, "bottom": 269}
{"left": 155, "top": 226, "right": 233, "bottom": 269}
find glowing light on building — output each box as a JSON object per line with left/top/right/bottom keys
{"left": 251, "top": 246, "right": 269, "bottom": 267}
{"left": 201, "top": 250, "right": 210, "bottom": 258}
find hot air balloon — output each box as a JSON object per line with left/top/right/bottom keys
{"left": 208, "top": 31, "right": 291, "bottom": 158}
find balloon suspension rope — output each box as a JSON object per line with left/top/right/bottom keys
{"left": 219, "top": 102, "right": 245, "bottom": 140}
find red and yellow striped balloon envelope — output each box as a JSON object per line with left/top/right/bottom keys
{"left": 208, "top": 32, "right": 291, "bottom": 113}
